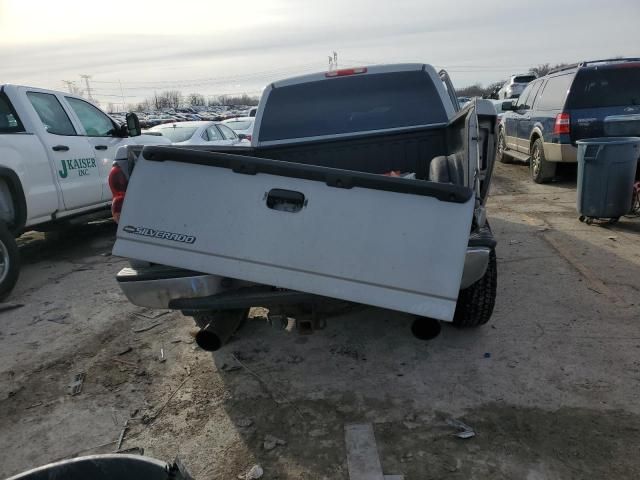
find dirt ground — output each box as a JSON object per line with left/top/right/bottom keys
{"left": 1, "top": 161, "right": 639, "bottom": 479}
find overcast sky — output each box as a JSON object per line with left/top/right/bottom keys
{"left": 1, "top": 0, "right": 639, "bottom": 107}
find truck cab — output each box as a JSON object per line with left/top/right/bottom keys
{"left": 0, "top": 84, "right": 170, "bottom": 299}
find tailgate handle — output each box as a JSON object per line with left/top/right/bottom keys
{"left": 266, "top": 189, "right": 306, "bottom": 213}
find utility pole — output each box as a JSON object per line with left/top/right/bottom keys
{"left": 80, "top": 74, "right": 93, "bottom": 101}
{"left": 62, "top": 80, "right": 76, "bottom": 94}
{"left": 118, "top": 79, "right": 126, "bottom": 111}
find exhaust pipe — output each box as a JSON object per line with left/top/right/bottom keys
{"left": 411, "top": 317, "right": 441, "bottom": 340}
{"left": 195, "top": 310, "right": 247, "bottom": 351}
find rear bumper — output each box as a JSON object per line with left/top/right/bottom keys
{"left": 117, "top": 239, "right": 494, "bottom": 312}
{"left": 117, "top": 266, "right": 229, "bottom": 309}
{"left": 543, "top": 142, "right": 578, "bottom": 162}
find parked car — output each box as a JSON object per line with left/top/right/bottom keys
{"left": 457, "top": 96, "right": 471, "bottom": 109}
{"left": 148, "top": 121, "right": 242, "bottom": 146}
{"left": 497, "top": 74, "right": 536, "bottom": 99}
{"left": 110, "top": 63, "right": 499, "bottom": 350}
{"left": 497, "top": 57, "right": 640, "bottom": 183}
{"left": 222, "top": 117, "right": 255, "bottom": 141}
{"left": 0, "top": 84, "right": 170, "bottom": 298}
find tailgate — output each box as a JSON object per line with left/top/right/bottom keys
{"left": 571, "top": 106, "right": 640, "bottom": 141}
{"left": 113, "top": 147, "right": 475, "bottom": 321}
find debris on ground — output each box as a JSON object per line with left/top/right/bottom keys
{"left": 117, "top": 446, "right": 144, "bottom": 455}
{"left": 484, "top": 352, "right": 491, "bottom": 358}
{"left": 68, "top": 372, "right": 86, "bottom": 396}
{"left": 115, "top": 419, "right": 129, "bottom": 451}
{"left": 117, "top": 346, "right": 132, "bottom": 356}
{"left": 220, "top": 363, "right": 242, "bottom": 372}
{"left": 46, "top": 313, "right": 70, "bottom": 325}
{"left": 133, "top": 322, "right": 162, "bottom": 333}
{"left": 159, "top": 348, "right": 166, "bottom": 363}
{"left": 446, "top": 418, "right": 476, "bottom": 439}
{"left": 263, "top": 434, "right": 286, "bottom": 451}
{"left": 239, "top": 464, "right": 263, "bottom": 479}
{"left": 236, "top": 418, "right": 253, "bottom": 428}
{"left": 607, "top": 236, "right": 617, "bottom": 241}
{"left": 0, "top": 303, "right": 24, "bottom": 314}
{"left": 134, "top": 308, "right": 170, "bottom": 320}
{"left": 112, "top": 358, "right": 137, "bottom": 368}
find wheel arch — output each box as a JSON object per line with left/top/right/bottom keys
{"left": 529, "top": 127, "right": 544, "bottom": 152}
{"left": 0, "top": 167, "right": 27, "bottom": 235}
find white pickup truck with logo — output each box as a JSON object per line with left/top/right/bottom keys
{"left": 0, "top": 85, "right": 169, "bottom": 299}
{"left": 112, "top": 64, "right": 499, "bottom": 349}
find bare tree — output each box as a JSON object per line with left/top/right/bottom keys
{"left": 187, "top": 93, "right": 206, "bottom": 106}
{"left": 456, "top": 83, "right": 484, "bottom": 97}
{"left": 529, "top": 62, "right": 571, "bottom": 77}
{"left": 217, "top": 94, "right": 259, "bottom": 106}
{"left": 163, "top": 90, "right": 182, "bottom": 109}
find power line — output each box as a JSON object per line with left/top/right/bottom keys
{"left": 89, "top": 62, "right": 324, "bottom": 86}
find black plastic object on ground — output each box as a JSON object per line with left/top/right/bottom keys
{"left": 5, "top": 454, "right": 192, "bottom": 480}
{"left": 576, "top": 137, "right": 640, "bottom": 223}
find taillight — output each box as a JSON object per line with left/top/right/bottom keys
{"left": 325, "top": 67, "right": 367, "bottom": 78}
{"left": 246, "top": 134, "right": 252, "bottom": 142}
{"left": 108, "top": 164, "right": 128, "bottom": 223}
{"left": 554, "top": 113, "right": 571, "bottom": 135}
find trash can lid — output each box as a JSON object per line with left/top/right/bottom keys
{"left": 576, "top": 137, "right": 640, "bottom": 146}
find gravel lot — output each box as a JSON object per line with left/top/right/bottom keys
{"left": 1, "top": 161, "right": 639, "bottom": 479}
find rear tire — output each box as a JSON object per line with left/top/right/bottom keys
{"left": 530, "top": 138, "right": 556, "bottom": 184}
{"left": 452, "top": 249, "right": 497, "bottom": 328}
{"left": 0, "top": 222, "right": 20, "bottom": 302}
{"left": 496, "top": 129, "right": 512, "bottom": 164}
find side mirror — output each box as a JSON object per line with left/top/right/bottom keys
{"left": 126, "top": 113, "right": 141, "bottom": 137}
{"left": 501, "top": 101, "right": 515, "bottom": 111}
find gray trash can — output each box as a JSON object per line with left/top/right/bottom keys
{"left": 576, "top": 137, "right": 640, "bottom": 223}
{"left": 5, "top": 454, "right": 193, "bottom": 480}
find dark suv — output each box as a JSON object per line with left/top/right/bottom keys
{"left": 497, "top": 58, "right": 640, "bottom": 183}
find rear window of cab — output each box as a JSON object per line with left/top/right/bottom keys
{"left": 259, "top": 71, "right": 448, "bottom": 142}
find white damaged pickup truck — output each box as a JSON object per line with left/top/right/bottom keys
{"left": 112, "top": 64, "right": 498, "bottom": 349}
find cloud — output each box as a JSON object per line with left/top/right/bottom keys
{"left": 2, "top": 0, "right": 639, "bottom": 102}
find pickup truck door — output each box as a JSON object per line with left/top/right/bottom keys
{"left": 63, "top": 96, "right": 127, "bottom": 201}
{"left": 114, "top": 145, "right": 476, "bottom": 321}
{"left": 24, "top": 89, "right": 100, "bottom": 211}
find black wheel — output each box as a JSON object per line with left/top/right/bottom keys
{"left": 586, "top": 217, "right": 594, "bottom": 225}
{"left": 609, "top": 217, "right": 619, "bottom": 225}
{"left": 579, "top": 215, "right": 585, "bottom": 223}
{"left": 0, "top": 222, "right": 20, "bottom": 301}
{"left": 452, "top": 249, "right": 497, "bottom": 328}
{"left": 496, "top": 129, "right": 512, "bottom": 164}
{"left": 530, "top": 138, "right": 556, "bottom": 184}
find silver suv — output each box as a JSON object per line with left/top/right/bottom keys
{"left": 498, "top": 74, "right": 536, "bottom": 99}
